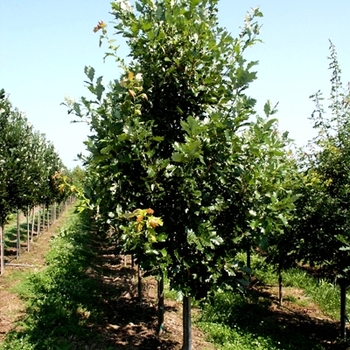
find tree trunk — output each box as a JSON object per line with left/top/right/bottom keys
{"left": 52, "top": 203, "right": 56, "bottom": 222}
{"left": 182, "top": 295, "right": 192, "bottom": 350}
{"left": 16, "top": 209, "right": 21, "bottom": 258}
{"left": 138, "top": 264, "right": 142, "bottom": 302}
{"left": 0, "top": 221, "right": 5, "bottom": 275}
{"left": 30, "top": 207, "right": 35, "bottom": 243}
{"left": 47, "top": 206, "right": 50, "bottom": 231}
{"left": 42, "top": 207, "right": 45, "bottom": 231}
{"left": 247, "top": 245, "right": 252, "bottom": 283}
{"left": 30, "top": 207, "right": 35, "bottom": 242}
{"left": 26, "top": 206, "right": 30, "bottom": 252}
{"left": 340, "top": 278, "right": 347, "bottom": 339}
{"left": 37, "top": 207, "right": 41, "bottom": 235}
{"left": 278, "top": 266, "right": 283, "bottom": 306}
{"left": 157, "top": 272, "right": 165, "bottom": 335}
{"left": 246, "top": 245, "right": 251, "bottom": 270}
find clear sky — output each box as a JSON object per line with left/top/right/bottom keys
{"left": 1, "top": 1, "right": 350, "bottom": 169}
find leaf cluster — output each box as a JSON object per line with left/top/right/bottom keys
{"left": 65, "top": 1, "right": 297, "bottom": 300}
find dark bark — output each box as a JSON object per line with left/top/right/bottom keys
{"left": 157, "top": 273, "right": 165, "bottom": 335}
{"left": 247, "top": 245, "right": 252, "bottom": 283}
{"left": 16, "top": 209, "right": 20, "bottom": 258}
{"left": 138, "top": 264, "right": 142, "bottom": 302}
{"left": 182, "top": 295, "right": 192, "bottom": 350}
{"left": 278, "top": 266, "right": 283, "bottom": 306}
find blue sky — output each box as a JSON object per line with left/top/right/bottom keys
{"left": 1, "top": 0, "right": 350, "bottom": 169}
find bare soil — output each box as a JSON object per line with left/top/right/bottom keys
{"left": 248, "top": 279, "right": 344, "bottom": 349}
{"left": 84, "top": 239, "right": 216, "bottom": 350}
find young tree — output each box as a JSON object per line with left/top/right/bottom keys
{"left": 0, "top": 89, "right": 12, "bottom": 274}
{"left": 235, "top": 112, "right": 300, "bottom": 304}
{"left": 66, "top": 1, "right": 298, "bottom": 348}
{"left": 297, "top": 41, "right": 350, "bottom": 339}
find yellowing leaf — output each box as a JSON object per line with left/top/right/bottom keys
{"left": 148, "top": 216, "right": 163, "bottom": 228}
{"left": 93, "top": 20, "right": 107, "bottom": 33}
{"left": 149, "top": 234, "right": 157, "bottom": 243}
{"left": 128, "top": 71, "right": 134, "bottom": 81}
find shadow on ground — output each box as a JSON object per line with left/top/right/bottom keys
{"left": 200, "top": 278, "right": 347, "bottom": 350}
{"left": 86, "top": 241, "right": 180, "bottom": 349}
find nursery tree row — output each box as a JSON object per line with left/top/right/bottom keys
{"left": 0, "top": 89, "right": 69, "bottom": 274}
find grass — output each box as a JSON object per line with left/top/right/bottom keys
{"left": 0, "top": 212, "right": 101, "bottom": 350}
{"left": 196, "top": 253, "right": 347, "bottom": 350}
{"left": 197, "top": 291, "right": 324, "bottom": 350}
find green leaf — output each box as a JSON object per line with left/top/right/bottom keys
{"left": 259, "top": 236, "right": 269, "bottom": 251}
{"left": 73, "top": 102, "right": 82, "bottom": 117}
{"left": 135, "top": 1, "right": 142, "bottom": 12}
{"left": 264, "top": 118, "right": 278, "bottom": 131}
{"left": 118, "top": 133, "right": 129, "bottom": 141}
{"left": 95, "top": 76, "right": 105, "bottom": 101}
{"left": 278, "top": 213, "right": 288, "bottom": 226}
{"left": 84, "top": 66, "right": 95, "bottom": 82}
{"left": 160, "top": 248, "right": 168, "bottom": 257}
{"left": 172, "top": 152, "right": 185, "bottom": 163}
{"left": 190, "top": 0, "right": 201, "bottom": 6}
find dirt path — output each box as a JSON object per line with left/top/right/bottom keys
{"left": 85, "top": 239, "right": 215, "bottom": 350}
{"left": 0, "top": 207, "right": 73, "bottom": 342}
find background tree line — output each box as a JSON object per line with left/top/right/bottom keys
{"left": 0, "top": 89, "right": 72, "bottom": 274}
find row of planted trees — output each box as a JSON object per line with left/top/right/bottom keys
{"left": 66, "top": 0, "right": 350, "bottom": 347}
{"left": 0, "top": 89, "right": 70, "bottom": 274}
